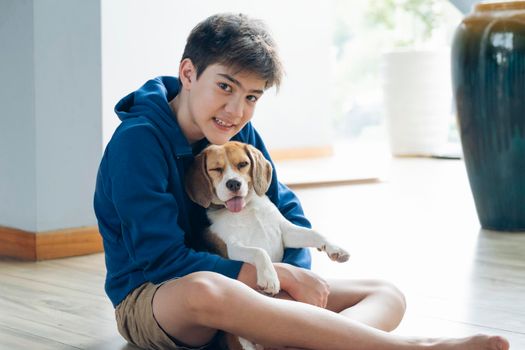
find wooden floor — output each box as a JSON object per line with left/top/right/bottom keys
{"left": 1, "top": 158, "right": 524, "bottom": 349}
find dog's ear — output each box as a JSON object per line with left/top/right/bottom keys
{"left": 245, "top": 144, "right": 273, "bottom": 196}
{"left": 185, "top": 151, "right": 213, "bottom": 208}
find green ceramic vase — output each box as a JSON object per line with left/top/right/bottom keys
{"left": 451, "top": 0, "right": 525, "bottom": 231}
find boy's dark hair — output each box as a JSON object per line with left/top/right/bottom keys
{"left": 181, "top": 13, "right": 283, "bottom": 90}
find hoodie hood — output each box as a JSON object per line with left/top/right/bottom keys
{"left": 115, "top": 76, "right": 194, "bottom": 157}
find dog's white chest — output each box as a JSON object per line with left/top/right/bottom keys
{"left": 207, "top": 195, "right": 285, "bottom": 262}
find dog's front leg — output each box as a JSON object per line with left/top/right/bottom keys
{"left": 227, "top": 242, "right": 280, "bottom": 295}
{"left": 280, "top": 220, "right": 350, "bottom": 263}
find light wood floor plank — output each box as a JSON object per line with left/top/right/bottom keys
{"left": 0, "top": 325, "right": 82, "bottom": 350}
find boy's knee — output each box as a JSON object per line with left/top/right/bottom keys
{"left": 182, "top": 272, "right": 238, "bottom": 318}
{"left": 376, "top": 281, "right": 407, "bottom": 311}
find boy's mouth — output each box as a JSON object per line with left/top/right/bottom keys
{"left": 213, "top": 117, "right": 235, "bottom": 130}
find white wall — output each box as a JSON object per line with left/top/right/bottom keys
{"left": 101, "top": 0, "right": 334, "bottom": 150}
{"left": 33, "top": 0, "right": 102, "bottom": 231}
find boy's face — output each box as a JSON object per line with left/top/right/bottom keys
{"left": 181, "top": 62, "right": 266, "bottom": 145}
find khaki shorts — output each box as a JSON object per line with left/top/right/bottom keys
{"left": 115, "top": 282, "right": 212, "bottom": 350}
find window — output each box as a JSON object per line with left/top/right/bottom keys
{"left": 331, "top": 0, "right": 463, "bottom": 157}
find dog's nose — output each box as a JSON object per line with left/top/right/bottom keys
{"left": 226, "top": 179, "right": 241, "bottom": 192}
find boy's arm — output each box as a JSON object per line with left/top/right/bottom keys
{"left": 103, "top": 125, "right": 244, "bottom": 283}
{"left": 233, "top": 123, "right": 312, "bottom": 269}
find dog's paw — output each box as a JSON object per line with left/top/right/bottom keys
{"left": 323, "top": 244, "right": 350, "bottom": 263}
{"left": 257, "top": 266, "right": 280, "bottom": 295}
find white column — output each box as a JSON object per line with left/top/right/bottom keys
{"left": 0, "top": 0, "right": 102, "bottom": 233}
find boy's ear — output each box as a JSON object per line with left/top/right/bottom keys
{"left": 179, "top": 58, "right": 196, "bottom": 88}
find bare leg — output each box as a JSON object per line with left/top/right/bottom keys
{"left": 326, "top": 279, "right": 406, "bottom": 332}
{"left": 262, "top": 279, "right": 406, "bottom": 350}
{"left": 152, "top": 272, "right": 509, "bottom": 350}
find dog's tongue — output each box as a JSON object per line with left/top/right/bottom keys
{"left": 225, "top": 197, "right": 245, "bottom": 213}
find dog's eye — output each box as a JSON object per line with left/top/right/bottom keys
{"left": 237, "top": 161, "right": 249, "bottom": 170}
{"left": 209, "top": 167, "right": 224, "bottom": 173}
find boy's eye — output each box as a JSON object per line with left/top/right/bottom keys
{"left": 246, "top": 95, "right": 258, "bottom": 103}
{"left": 218, "top": 83, "right": 232, "bottom": 92}
{"left": 237, "top": 161, "right": 249, "bottom": 170}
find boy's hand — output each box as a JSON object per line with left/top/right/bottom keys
{"left": 274, "top": 263, "right": 329, "bottom": 308}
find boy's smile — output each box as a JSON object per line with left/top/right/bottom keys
{"left": 213, "top": 117, "right": 234, "bottom": 130}
{"left": 171, "top": 60, "right": 266, "bottom": 145}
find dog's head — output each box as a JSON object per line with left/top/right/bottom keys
{"left": 185, "top": 141, "right": 273, "bottom": 212}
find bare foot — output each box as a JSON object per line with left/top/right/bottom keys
{"left": 428, "top": 334, "right": 510, "bottom": 350}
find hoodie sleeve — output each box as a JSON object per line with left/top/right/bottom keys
{"left": 107, "top": 124, "right": 243, "bottom": 283}
{"left": 235, "top": 124, "right": 312, "bottom": 270}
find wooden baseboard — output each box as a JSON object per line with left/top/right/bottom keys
{"left": 0, "top": 225, "right": 103, "bottom": 261}
{"left": 269, "top": 145, "right": 334, "bottom": 161}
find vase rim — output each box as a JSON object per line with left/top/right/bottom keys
{"left": 475, "top": 0, "right": 525, "bottom": 12}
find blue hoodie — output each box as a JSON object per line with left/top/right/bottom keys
{"left": 94, "top": 76, "right": 312, "bottom": 307}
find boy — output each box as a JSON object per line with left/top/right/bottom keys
{"left": 94, "top": 13, "right": 509, "bottom": 350}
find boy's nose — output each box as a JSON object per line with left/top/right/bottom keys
{"left": 225, "top": 98, "right": 243, "bottom": 119}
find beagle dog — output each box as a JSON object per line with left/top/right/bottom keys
{"left": 185, "top": 141, "right": 349, "bottom": 291}
{"left": 185, "top": 141, "right": 350, "bottom": 349}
